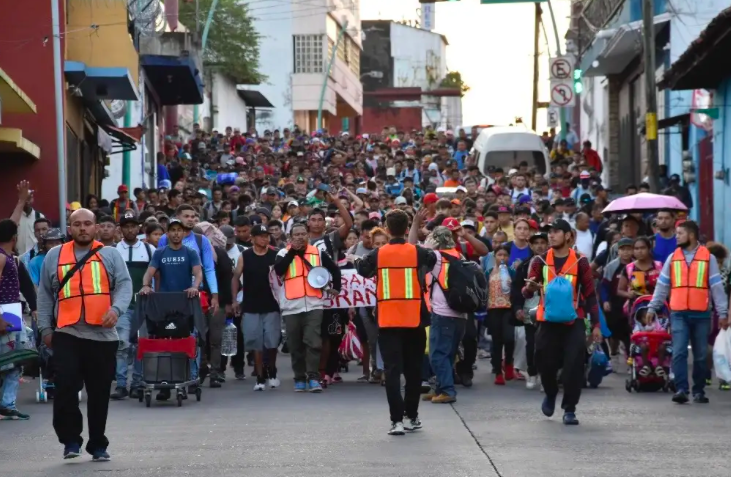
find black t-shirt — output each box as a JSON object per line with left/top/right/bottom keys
{"left": 241, "top": 247, "right": 279, "bottom": 313}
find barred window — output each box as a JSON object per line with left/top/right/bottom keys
{"left": 293, "top": 34, "right": 324, "bottom": 74}
{"left": 347, "top": 40, "right": 360, "bottom": 77}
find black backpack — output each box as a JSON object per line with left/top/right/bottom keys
{"left": 434, "top": 253, "right": 488, "bottom": 313}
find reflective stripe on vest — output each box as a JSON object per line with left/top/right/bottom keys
{"left": 376, "top": 243, "right": 421, "bottom": 328}
{"left": 437, "top": 248, "right": 461, "bottom": 290}
{"left": 283, "top": 244, "right": 323, "bottom": 300}
{"left": 56, "top": 241, "right": 112, "bottom": 328}
{"left": 536, "top": 248, "right": 580, "bottom": 323}
{"left": 669, "top": 246, "right": 711, "bottom": 312}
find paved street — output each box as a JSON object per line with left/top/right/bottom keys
{"left": 1, "top": 357, "right": 730, "bottom": 477}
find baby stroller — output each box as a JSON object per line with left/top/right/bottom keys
{"left": 133, "top": 292, "right": 206, "bottom": 407}
{"left": 625, "top": 296, "right": 674, "bottom": 393}
{"left": 24, "top": 319, "right": 82, "bottom": 403}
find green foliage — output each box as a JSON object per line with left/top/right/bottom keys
{"left": 179, "top": 0, "right": 265, "bottom": 84}
{"left": 439, "top": 71, "right": 470, "bottom": 97}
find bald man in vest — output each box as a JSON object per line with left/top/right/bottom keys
{"left": 37, "top": 208, "right": 133, "bottom": 462}
{"left": 355, "top": 209, "right": 436, "bottom": 436}
{"left": 647, "top": 220, "right": 729, "bottom": 405}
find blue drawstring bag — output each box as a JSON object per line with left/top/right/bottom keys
{"left": 543, "top": 276, "right": 578, "bottom": 323}
{"left": 587, "top": 347, "right": 610, "bottom": 388}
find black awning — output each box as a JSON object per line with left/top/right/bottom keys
{"left": 658, "top": 113, "right": 690, "bottom": 130}
{"left": 237, "top": 89, "right": 274, "bottom": 108}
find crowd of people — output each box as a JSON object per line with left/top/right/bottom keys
{"left": 0, "top": 122, "right": 729, "bottom": 457}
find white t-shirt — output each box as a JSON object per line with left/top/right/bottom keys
{"left": 228, "top": 244, "right": 245, "bottom": 302}
{"left": 574, "top": 228, "right": 594, "bottom": 260}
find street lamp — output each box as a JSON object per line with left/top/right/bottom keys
{"left": 361, "top": 71, "right": 384, "bottom": 80}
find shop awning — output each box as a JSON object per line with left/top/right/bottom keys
{"left": 64, "top": 61, "right": 139, "bottom": 101}
{"left": 236, "top": 89, "right": 274, "bottom": 108}
{"left": 583, "top": 13, "right": 671, "bottom": 77}
{"left": 140, "top": 55, "right": 204, "bottom": 105}
{"left": 0, "top": 127, "right": 40, "bottom": 160}
{"left": 84, "top": 99, "right": 116, "bottom": 128}
{"left": 0, "top": 68, "right": 36, "bottom": 114}
{"left": 659, "top": 7, "right": 731, "bottom": 90}
{"left": 100, "top": 124, "right": 143, "bottom": 155}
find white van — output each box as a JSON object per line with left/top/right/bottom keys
{"left": 472, "top": 126, "right": 550, "bottom": 177}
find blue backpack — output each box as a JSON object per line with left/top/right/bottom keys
{"left": 542, "top": 257, "right": 579, "bottom": 323}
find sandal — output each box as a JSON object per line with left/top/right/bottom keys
{"left": 332, "top": 373, "right": 343, "bottom": 383}
{"left": 356, "top": 375, "right": 369, "bottom": 383}
{"left": 654, "top": 366, "right": 666, "bottom": 377}
{"left": 639, "top": 365, "right": 651, "bottom": 377}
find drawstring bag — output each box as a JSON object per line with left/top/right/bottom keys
{"left": 338, "top": 322, "right": 363, "bottom": 361}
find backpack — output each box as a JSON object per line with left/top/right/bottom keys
{"left": 541, "top": 256, "right": 580, "bottom": 323}
{"left": 193, "top": 233, "right": 211, "bottom": 293}
{"left": 435, "top": 253, "right": 487, "bottom": 313}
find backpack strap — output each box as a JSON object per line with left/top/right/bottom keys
{"left": 193, "top": 233, "right": 210, "bottom": 293}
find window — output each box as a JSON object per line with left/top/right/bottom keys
{"left": 346, "top": 39, "right": 360, "bottom": 77}
{"left": 337, "top": 35, "right": 346, "bottom": 64}
{"left": 293, "top": 34, "right": 324, "bottom": 74}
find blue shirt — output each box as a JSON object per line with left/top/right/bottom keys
{"left": 150, "top": 245, "right": 201, "bottom": 292}
{"left": 157, "top": 232, "right": 218, "bottom": 293}
{"left": 453, "top": 150, "right": 469, "bottom": 170}
{"left": 653, "top": 233, "right": 677, "bottom": 265}
{"left": 157, "top": 163, "right": 170, "bottom": 187}
{"left": 508, "top": 242, "right": 531, "bottom": 269}
{"left": 28, "top": 252, "right": 46, "bottom": 286}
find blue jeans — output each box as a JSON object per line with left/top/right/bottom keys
{"left": 671, "top": 312, "right": 711, "bottom": 396}
{"left": 0, "top": 367, "right": 21, "bottom": 410}
{"left": 429, "top": 314, "right": 466, "bottom": 398}
{"left": 115, "top": 310, "right": 142, "bottom": 388}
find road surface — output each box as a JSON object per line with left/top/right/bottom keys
{"left": 1, "top": 358, "right": 729, "bottom": 477}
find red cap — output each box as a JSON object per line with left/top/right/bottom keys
{"left": 118, "top": 184, "right": 129, "bottom": 193}
{"left": 423, "top": 192, "right": 439, "bottom": 205}
{"left": 527, "top": 219, "right": 539, "bottom": 230}
{"left": 450, "top": 198, "right": 461, "bottom": 206}
{"left": 441, "top": 217, "right": 461, "bottom": 231}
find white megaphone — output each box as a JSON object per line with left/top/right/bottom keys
{"left": 307, "top": 266, "right": 332, "bottom": 289}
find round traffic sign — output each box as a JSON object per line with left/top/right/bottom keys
{"left": 551, "top": 83, "right": 573, "bottom": 107}
{"left": 551, "top": 59, "right": 571, "bottom": 80}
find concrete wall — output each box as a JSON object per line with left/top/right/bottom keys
{"left": 198, "top": 73, "right": 249, "bottom": 132}
{"left": 580, "top": 76, "right": 609, "bottom": 182}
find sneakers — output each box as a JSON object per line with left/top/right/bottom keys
{"left": 404, "top": 418, "right": 422, "bottom": 431}
{"left": 494, "top": 374, "right": 506, "bottom": 386}
{"left": 420, "top": 381, "right": 432, "bottom": 393}
{"left": 63, "top": 443, "right": 81, "bottom": 459}
{"left": 421, "top": 389, "right": 436, "bottom": 401}
{"left": 268, "top": 377, "right": 281, "bottom": 389}
{"left": 693, "top": 394, "right": 709, "bottom": 404}
{"left": 357, "top": 374, "right": 369, "bottom": 383}
{"left": 253, "top": 382, "right": 266, "bottom": 391}
{"left": 110, "top": 386, "right": 128, "bottom": 400}
{"left": 0, "top": 408, "right": 29, "bottom": 420}
{"left": 562, "top": 412, "right": 579, "bottom": 426}
{"left": 91, "top": 448, "right": 111, "bottom": 462}
{"left": 526, "top": 376, "right": 538, "bottom": 390}
{"left": 672, "top": 391, "right": 689, "bottom": 404}
{"left": 308, "top": 379, "right": 323, "bottom": 393}
{"left": 460, "top": 374, "right": 473, "bottom": 388}
{"left": 294, "top": 381, "right": 307, "bottom": 393}
{"left": 504, "top": 364, "right": 515, "bottom": 381}
{"left": 210, "top": 376, "right": 222, "bottom": 389}
{"left": 431, "top": 393, "right": 456, "bottom": 404}
{"left": 388, "top": 421, "right": 405, "bottom": 435}
{"left": 542, "top": 395, "right": 556, "bottom": 417}
{"left": 267, "top": 367, "right": 280, "bottom": 388}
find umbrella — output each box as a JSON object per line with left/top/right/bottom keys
{"left": 602, "top": 193, "right": 688, "bottom": 214}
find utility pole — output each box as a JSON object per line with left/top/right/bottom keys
{"left": 51, "top": 0, "right": 67, "bottom": 232}
{"left": 642, "top": 0, "right": 660, "bottom": 192}
{"left": 531, "top": 3, "right": 542, "bottom": 131}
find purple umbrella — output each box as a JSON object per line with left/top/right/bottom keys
{"left": 602, "top": 193, "right": 688, "bottom": 213}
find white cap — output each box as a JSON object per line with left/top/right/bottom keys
{"left": 386, "top": 167, "right": 396, "bottom": 177}
{"left": 437, "top": 127, "right": 446, "bottom": 133}
{"left": 428, "top": 162, "right": 439, "bottom": 171}
{"left": 394, "top": 196, "right": 407, "bottom": 205}
{"left": 456, "top": 185, "right": 467, "bottom": 193}
{"left": 461, "top": 219, "right": 476, "bottom": 229}
{"left": 509, "top": 168, "right": 518, "bottom": 176}
{"left": 287, "top": 200, "right": 299, "bottom": 208}
{"left": 356, "top": 187, "right": 368, "bottom": 195}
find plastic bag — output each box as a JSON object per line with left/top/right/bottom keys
{"left": 713, "top": 329, "right": 731, "bottom": 382}
{"left": 513, "top": 326, "right": 527, "bottom": 372}
{"left": 339, "top": 322, "right": 363, "bottom": 362}
{"left": 424, "top": 326, "right": 430, "bottom": 355}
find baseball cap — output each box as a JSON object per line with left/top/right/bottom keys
{"left": 386, "top": 167, "right": 396, "bottom": 177}
{"left": 518, "top": 194, "right": 532, "bottom": 205}
{"left": 549, "top": 219, "right": 572, "bottom": 233}
{"left": 220, "top": 225, "right": 235, "bottom": 243}
{"left": 118, "top": 184, "right": 129, "bottom": 193}
{"left": 423, "top": 192, "right": 439, "bottom": 205}
{"left": 356, "top": 187, "right": 368, "bottom": 195}
{"left": 287, "top": 200, "right": 299, "bottom": 208}
{"left": 428, "top": 162, "right": 440, "bottom": 171}
{"left": 455, "top": 186, "right": 467, "bottom": 193}
{"left": 394, "top": 196, "right": 407, "bottom": 205}
{"left": 119, "top": 211, "right": 139, "bottom": 226}
{"left": 617, "top": 237, "right": 635, "bottom": 248}
{"left": 529, "top": 231, "right": 548, "bottom": 243}
{"left": 255, "top": 207, "right": 272, "bottom": 218}
{"left": 266, "top": 186, "right": 278, "bottom": 195}
{"left": 564, "top": 198, "right": 577, "bottom": 207}
{"left": 450, "top": 199, "right": 461, "bottom": 206}
{"left": 251, "top": 224, "right": 270, "bottom": 237}
{"left": 441, "top": 217, "right": 461, "bottom": 231}
{"left": 497, "top": 206, "right": 511, "bottom": 214}
{"left": 580, "top": 170, "right": 591, "bottom": 179}
{"left": 460, "top": 219, "right": 476, "bottom": 230}
{"left": 368, "top": 211, "right": 382, "bottom": 220}
{"left": 168, "top": 218, "right": 184, "bottom": 229}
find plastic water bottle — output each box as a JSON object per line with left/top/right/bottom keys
{"left": 221, "top": 319, "right": 238, "bottom": 357}
{"left": 499, "top": 263, "right": 511, "bottom": 294}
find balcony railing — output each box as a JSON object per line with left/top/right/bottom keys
{"left": 583, "top": 0, "right": 624, "bottom": 30}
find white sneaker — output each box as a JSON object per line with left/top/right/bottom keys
{"left": 268, "top": 377, "right": 281, "bottom": 389}
{"left": 478, "top": 349, "right": 490, "bottom": 360}
{"left": 526, "top": 376, "right": 537, "bottom": 390}
{"left": 388, "top": 421, "right": 405, "bottom": 436}
{"left": 253, "top": 383, "right": 265, "bottom": 391}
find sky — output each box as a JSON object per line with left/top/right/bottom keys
{"left": 360, "top": 0, "right": 572, "bottom": 132}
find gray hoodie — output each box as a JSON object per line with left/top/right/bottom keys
{"left": 37, "top": 244, "right": 133, "bottom": 342}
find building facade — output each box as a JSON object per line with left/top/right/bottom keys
{"left": 252, "top": 0, "right": 363, "bottom": 133}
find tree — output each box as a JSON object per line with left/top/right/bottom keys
{"left": 439, "top": 71, "right": 470, "bottom": 97}
{"left": 179, "top": 0, "right": 265, "bottom": 84}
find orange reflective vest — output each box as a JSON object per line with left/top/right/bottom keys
{"left": 284, "top": 244, "right": 323, "bottom": 300}
{"left": 536, "top": 248, "right": 580, "bottom": 322}
{"left": 669, "top": 246, "right": 711, "bottom": 312}
{"left": 437, "top": 248, "right": 461, "bottom": 290}
{"left": 112, "top": 199, "right": 131, "bottom": 222}
{"left": 376, "top": 243, "right": 421, "bottom": 328}
{"left": 56, "top": 241, "right": 112, "bottom": 328}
